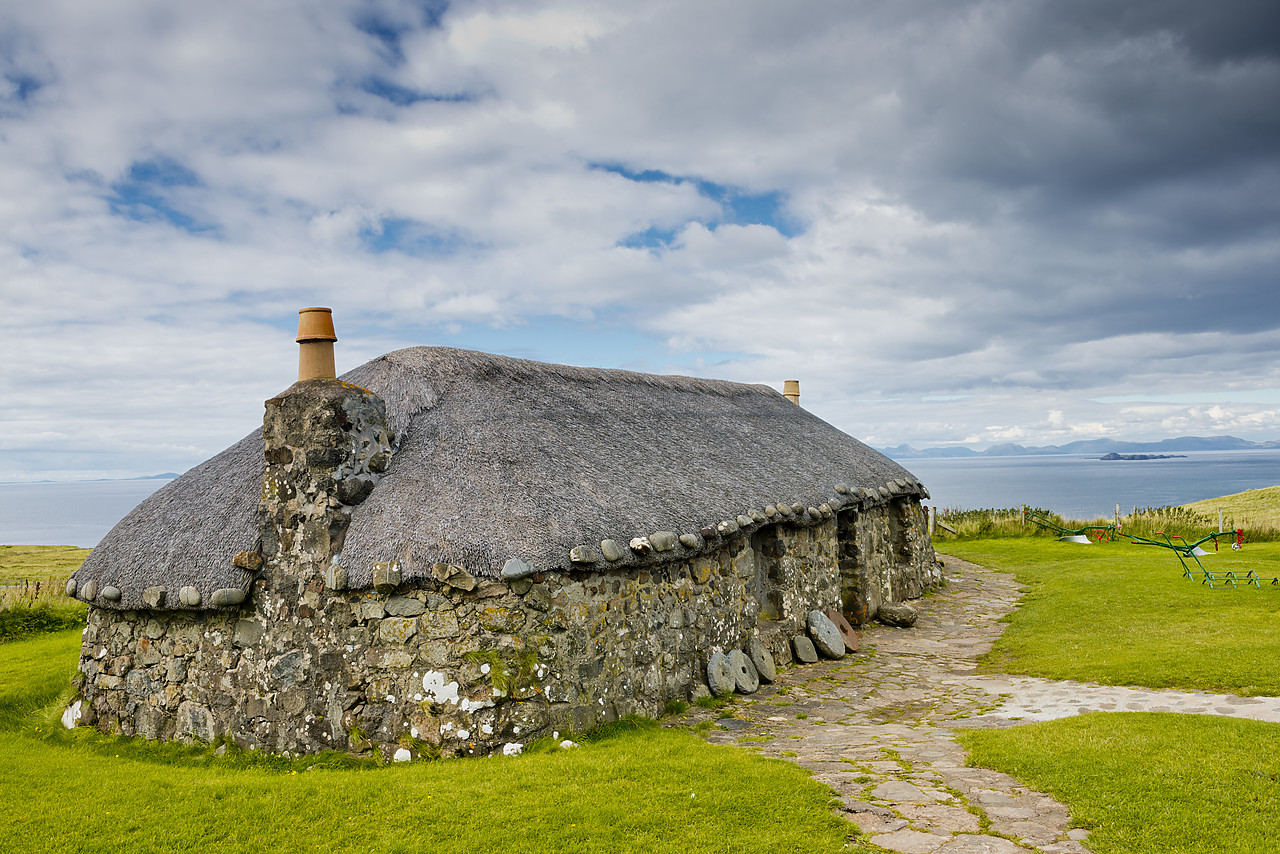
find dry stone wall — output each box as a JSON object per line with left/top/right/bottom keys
{"left": 73, "top": 524, "right": 872, "bottom": 759}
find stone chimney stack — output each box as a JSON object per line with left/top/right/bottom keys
{"left": 783, "top": 380, "right": 800, "bottom": 406}
{"left": 296, "top": 307, "right": 338, "bottom": 381}
{"left": 260, "top": 310, "right": 394, "bottom": 590}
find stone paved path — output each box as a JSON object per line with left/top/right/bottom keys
{"left": 668, "top": 554, "right": 1280, "bottom": 853}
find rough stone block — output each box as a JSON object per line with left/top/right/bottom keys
{"left": 142, "top": 586, "right": 167, "bottom": 609}
{"left": 372, "top": 562, "right": 402, "bottom": 593}
{"left": 385, "top": 596, "right": 426, "bottom": 617}
{"left": 378, "top": 617, "right": 419, "bottom": 644}
{"left": 877, "top": 602, "right": 919, "bottom": 627}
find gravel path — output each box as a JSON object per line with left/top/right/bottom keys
{"left": 668, "top": 554, "right": 1280, "bottom": 853}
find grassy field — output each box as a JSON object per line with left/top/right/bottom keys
{"left": 1184, "top": 485, "right": 1280, "bottom": 532}
{"left": 0, "top": 544, "right": 90, "bottom": 584}
{"left": 0, "top": 545, "right": 90, "bottom": 641}
{"left": 0, "top": 629, "right": 862, "bottom": 854}
{"left": 945, "top": 538, "right": 1280, "bottom": 695}
{"left": 959, "top": 713, "right": 1280, "bottom": 854}
{"left": 945, "top": 535, "right": 1280, "bottom": 853}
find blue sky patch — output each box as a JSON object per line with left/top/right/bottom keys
{"left": 106, "top": 157, "right": 216, "bottom": 234}
{"left": 359, "top": 76, "right": 473, "bottom": 107}
{"left": 359, "top": 216, "right": 471, "bottom": 256}
{"left": 353, "top": 1, "right": 449, "bottom": 62}
{"left": 591, "top": 162, "right": 801, "bottom": 245}
{"left": 423, "top": 316, "right": 753, "bottom": 375}
{"left": 4, "top": 72, "right": 42, "bottom": 102}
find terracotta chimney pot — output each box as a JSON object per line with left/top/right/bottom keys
{"left": 296, "top": 307, "right": 337, "bottom": 381}
{"left": 783, "top": 379, "right": 800, "bottom": 406}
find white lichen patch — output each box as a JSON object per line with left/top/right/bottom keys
{"left": 502, "top": 743, "right": 523, "bottom": 756}
{"left": 61, "top": 700, "right": 82, "bottom": 730}
{"left": 393, "top": 748, "right": 412, "bottom": 762}
{"left": 421, "top": 670, "right": 492, "bottom": 712}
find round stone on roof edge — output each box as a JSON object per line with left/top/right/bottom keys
{"left": 629, "top": 537, "right": 653, "bottom": 555}
{"left": 764, "top": 505, "right": 778, "bottom": 517}
{"left": 791, "top": 503, "right": 804, "bottom": 514}
{"left": 699, "top": 526, "right": 718, "bottom": 540}
{"left": 776, "top": 504, "right": 792, "bottom": 516}
{"left": 834, "top": 483, "right": 850, "bottom": 494}
{"left": 678, "top": 533, "right": 700, "bottom": 549}
{"left": 502, "top": 557, "right": 537, "bottom": 580}
{"left": 179, "top": 586, "right": 201, "bottom": 607}
{"left": 101, "top": 585, "right": 121, "bottom": 602}
{"left": 748, "top": 509, "right": 766, "bottom": 523}
{"left": 650, "top": 531, "right": 678, "bottom": 552}
{"left": 735, "top": 514, "right": 753, "bottom": 528}
{"left": 64, "top": 578, "right": 77, "bottom": 597}
{"left": 600, "top": 539, "right": 625, "bottom": 562}
{"left": 80, "top": 580, "right": 98, "bottom": 601}
{"left": 211, "top": 588, "right": 246, "bottom": 608}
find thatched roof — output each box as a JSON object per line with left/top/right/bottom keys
{"left": 73, "top": 347, "right": 927, "bottom": 611}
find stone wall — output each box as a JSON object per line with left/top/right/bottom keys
{"left": 72, "top": 500, "right": 934, "bottom": 760}
{"left": 838, "top": 499, "right": 940, "bottom": 625}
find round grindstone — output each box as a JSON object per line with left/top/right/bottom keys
{"left": 748, "top": 636, "right": 776, "bottom": 683}
{"left": 792, "top": 635, "right": 819, "bottom": 664}
{"left": 728, "top": 649, "right": 759, "bottom": 694}
{"left": 824, "top": 608, "right": 861, "bottom": 652}
{"left": 706, "top": 652, "right": 737, "bottom": 696}
{"left": 807, "top": 610, "right": 846, "bottom": 659}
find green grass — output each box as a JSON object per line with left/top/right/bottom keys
{"left": 959, "top": 713, "right": 1280, "bottom": 854}
{"left": 1184, "top": 485, "right": 1280, "bottom": 535}
{"left": 0, "top": 545, "right": 90, "bottom": 641}
{"left": 0, "top": 630, "right": 83, "bottom": 729}
{"left": 0, "top": 631, "right": 860, "bottom": 854}
{"left": 0, "top": 545, "right": 91, "bottom": 584}
{"left": 945, "top": 539, "right": 1280, "bottom": 695}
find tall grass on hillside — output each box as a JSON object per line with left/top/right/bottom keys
{"left": 934, "top": 502, "right": 1279, "bottom": 543}
{"left": 0, "top": 545, "right": 90, "bottom": 642}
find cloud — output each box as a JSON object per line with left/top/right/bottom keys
{"left": 1, "top": 0, "right": 1279, "bottom": 480}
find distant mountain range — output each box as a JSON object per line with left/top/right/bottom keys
{"left": 879, "top": 436, "right": 1280, "bottom": 460}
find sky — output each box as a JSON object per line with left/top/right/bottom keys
{"left": 2, "top": 0, "right": 1279, "bottom": 481}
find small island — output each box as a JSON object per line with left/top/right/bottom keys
{"left": 1100, "top": 452, "right": 1187, "bottom": 461}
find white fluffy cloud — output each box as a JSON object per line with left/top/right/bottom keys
{"left": 2, "top": 0, "right": 1278, "bottom": 479}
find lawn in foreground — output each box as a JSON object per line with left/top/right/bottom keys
{"left": 0, "top": 630, "right": 856, "bottom": 854}
{"left": 943, "top": 539, "right": 1280, "bottom": 695}
{"left": 959, "top": 712, "right": 1280, "bottom": 854}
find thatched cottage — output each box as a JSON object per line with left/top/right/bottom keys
{"left": 65, "top": 309, "right": 938, "bottom": 759}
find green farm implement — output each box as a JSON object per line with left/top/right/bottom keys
{"left": 1122, "top": 529, "right": 1272, "bottom": 588}
{"left": 1024, "top": 510, "right": 1119, "bottom": 543}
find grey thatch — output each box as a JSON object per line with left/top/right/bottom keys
{"left": 73, "top": 347, "right": 926, "bottom": 611}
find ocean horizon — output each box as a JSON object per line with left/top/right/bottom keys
{"left": 900, "top": 449, "right": 1280, "bottom": 520}
{"left": 2, "top": 449, "right": 1279, "bottom": 548}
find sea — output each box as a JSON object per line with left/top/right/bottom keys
{"left": 899, "top": 449, "right": 1280, "bottom": 520}
{"left": 2, "top": 449, "right": 1279, "bottom": 547}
